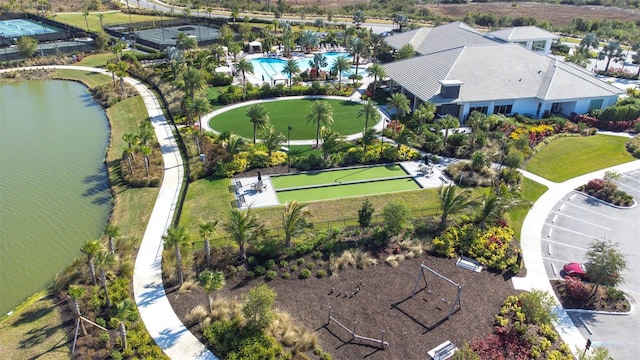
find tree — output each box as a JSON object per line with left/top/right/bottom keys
{"left": 68, "top": 285, "right": 87, "bottom": 336}
{"left": 116, "top": 61, "right": 129, "bottom": 95}
{"left": 580, "top": 33, "right": 599, "bottom": 51}
{"left": 298, "top": 29, "right": 319, "bottom": 52}
{"left": 198, "top": 221, "right": 218, "bottom": 266}
{"left": 350, "top": 37, "right": 368, "bottom": 75}
{"left": 352, "top": 10, "right": 365, "bottom": 28}
{"left": 94, "top": 250, "right": 115, "bottom": 308}
{"left": 80, "top": 239, "right": 102, "bottom": 286}
{"left": 358, "top": 100, "right": 380, "bottom": 132}
{"left": 585, "top": 238, "right": 627, "bottom": 295}
{"left": 320, "top": 126, "right": 341, "bottom": 161}
{"left": 361, "top": 127, "right": 377, "bottom": 153}
{"left": 395, "top": 43, "right": 415, "bottom": 60}
{"left": 632, "top": 42, "right": 640, "bottom": 77}
{"left": 565, "top": 45, "right": 590, "bottom": 68}
{"left": 235, "top": 57, "right": 254, "bottom": 96}
{"left": 210, "top": 44, "right": 226, "bottom": 66}
{"left": 396, "top": 128, "right": 415, "bottom": 151}
{"left": 103, "top": 224, "right": 119, "bottom": 255}
{"left": 598, "top": 41, "right": 625, "bottom": 72}
{"left": 470, "top": 150, "right": 490, "bottom": 177}
{"left": 330, "top": 55, "right": 351, "bottom": 90}
{"left": 189, "top": 96, "right": 211, "bottom": 133}
{"left": 368, "top": 33, "right": 386, "bottom": 60}
{"left": 82, "top": 8, "right": 90, "bottom": 31}
{"left": 140, "top": 145, "right": 152, "bottom": 177}
{"left": 106, "top": 62, "right": 118, "bottom": 87}
{"left": 306, "top": 100, "right": 334, "bottom": 148}
{"left": 182, "top": 66, "right": 205, "bottom": 101}
{"left": 162, "top": 225, "right": 190, "bottom": 286}
{"left": 225, "top": 134, "right": 246, "bottom": 155}
{"left": 437, "top": 185, "right": 476, "bottom": 228}
{"left": 281, "top": 58, "right": 300, "bottom": 89}
{"left": 387, "top": 92, "right": 410, "bottom": 121}
{"left": 393, "top": 13, "right": 409, "bottom": 31}
{"left": 475, "top": 187, "right": 527, "bottom": 229}
{"left": 16, "top": 36, "right": 37, "bottom": 57}
{"left": 176, "top": 31, "right": 197, "bottom": 53}
{"left": 438, "top": 114, "right": 460, "bottom": 145}
{"left": 198, "top": 269, "right": 225, "bottom": 312}
{"left": 260, "top": 125, "right": 286, "bottom": 157}
{"left": 245, "top": 103, "right": 270, "bottom": 144}
{"left": 519, "top": 290, "right": 557, "bottom": 325}
{"left": 383, "top": 201, "right": 408, "bottom": 236}
{"left": 282, "top": 200, "right": 312, "bottom": 248}
{"left": 465, "top": 111, "right": 487, "bottom": 150}
{"left": 96, "top": 13, "right": 105, "bottom": 29}
{"left": 367, "top": 62, "right": 386, "bottom": 97}
{"left": 308, "top": 53, "right": 327, "bottom": 80}
{"left": 114, "top": 299, "right": 138, "bottom": 349}
{"left": 223, "top": 208, "right": 262, "bottom": 260}
{"left": 242, "top": 284, "right": 276, "bottom": 331}
{"left": 358, "top": 198, "right": 375, "bottom": 229}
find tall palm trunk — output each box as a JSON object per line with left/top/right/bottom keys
{"left": 73, "top": 300, "right": 88, "bottom": 336}
{"left": 119, "top": 322, "right": 127, "bottom": 349}
{"left": 108, "top": 237, "right": 115, "bottom": 255}
{"left": 204, "top": 239, "right": 211, "bottom": 266}
{"left": 100, "top": 268, "right": 111, "bottom": 308}
{"left": 88, "top": 258, "right": 97, "bottom": 286}
{"left": 175, "top": 244, "right": 183, "bottom": 286}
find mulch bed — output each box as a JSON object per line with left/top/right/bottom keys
{"left": 551, "top": 280, "right": 631, "bottom": 313}
{"left": 168, "top": 254, "right": 521, "bottom": 359}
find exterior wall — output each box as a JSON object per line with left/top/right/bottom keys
{"left": 574, "top": 96, "right": 619, "bottom": 114}
{"left": 510, "top": 39, "right": 553, "bottom": 54}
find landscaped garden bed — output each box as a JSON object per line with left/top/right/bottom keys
{"left": 576, "top": 174, "right": 634, "bottom": 207}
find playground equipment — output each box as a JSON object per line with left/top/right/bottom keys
{"left": 326, "top": 306, "right": 389, "bottom": 350}
{"left": 411, "top": 262, "right": 463, "bottom": 320}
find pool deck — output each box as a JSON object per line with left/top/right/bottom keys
{"left": 234, "top": 160, "right": 455, "bottom": 209}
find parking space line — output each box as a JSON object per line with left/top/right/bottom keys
{"left": 542, "top": 237, "right": 589, "bottom": 251}
{"left": 616, "top": 181, "right": 640, "bottom": 195}
{"left": 559, "top": 199, "right": 617, "bottom": 220}
{"left": 550, "top": 211, "right": 612, "bottom": 230}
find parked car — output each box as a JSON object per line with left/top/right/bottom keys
{"left": 563, "top": 262, "right": 588, "bottom": 279}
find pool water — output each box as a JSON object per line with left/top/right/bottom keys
{"left": 0, "top": 19, "right": 61, "bottom": 38}
{"left": 249, "top": 51, "right": 370, "bottom": 83}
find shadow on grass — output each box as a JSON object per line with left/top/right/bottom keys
{"left": 11, "top": 306, "right": 54, "bottom": 327}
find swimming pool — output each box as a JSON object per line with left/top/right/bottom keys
{"left": 249, "top": 51, "right": 370, "bottom": 83}
{"left": 0, "top": 19, "right": 61, "bottom": 38}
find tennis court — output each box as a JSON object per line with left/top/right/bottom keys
{"left": 0, "top": 19, "right": 61, "bottom": 37}
{"left": 128, "top": 24, "right": 221, "bottom": 48}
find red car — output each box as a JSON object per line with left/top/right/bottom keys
{"left": 563, "top": 262, "right": 588, "bottom": 279}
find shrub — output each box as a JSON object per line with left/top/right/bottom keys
{"left": 254, "top": 265, "right": 266, "bottom": 276}
{"left": 606, "top": 287, "right": 625, "bottom": 302}
{"left": 282, "top": 272, "right": 291, "bottom": 279}
{"left": 565, "top": 276, "right": 590, "bottom": 301}
{"left": 297, "top": 258, "right": 305, "bottom": 265}
{"left": 431, "top": 226, "right": 460, "bottom": 258}
{"left": 299, "top": 268, "right": 311, "bottom": 279}
{"left": 289, "top": 264, "right": 297, "bottom": 272}
{"left": 316, "top": 269, "right": 327, "bottom": 278}
{"left": 306, "top": 262, "right": 315, "bottom": 270}
{"left": 468, "top": 226, "right": 518, "bottom": 270}
{"left": 265, "top": 270, "right": 277, "bottom": 281}
{"left": 279, "top": 260, "right": 288, "bottom": 268}
{"left": 266, "top": 259, "right": 276, "bottom": 269}
{"left": 519, "top": 290, "right": 557, "bottom": 325}
{"left": 185, "top": 305, "right": 209, "bottom": 326}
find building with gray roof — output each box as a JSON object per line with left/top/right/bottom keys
{"left": 382, "top": 43, "right": 623, "bottom": 121}
{"left": 486, "top": 26, "right": 560, "bottom": 54}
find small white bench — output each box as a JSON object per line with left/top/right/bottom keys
{"left": 456, "top": 256, "right": 482, "bottom": 273}
{"left": 428, "top": 340, "right": 457, "bottom": 360}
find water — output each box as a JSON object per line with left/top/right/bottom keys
{"left": 249, "top": 52, "right": 370, "bottom": 83}
{"left": 0, "top": 80, "right": 111, "bottom": 314}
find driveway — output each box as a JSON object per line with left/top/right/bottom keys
{"left": 540, "top": 169, "right": 640, "bottom": 360}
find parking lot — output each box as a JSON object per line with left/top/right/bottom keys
{"left": 540, "top": 169, "right": 640, "bottom": 359}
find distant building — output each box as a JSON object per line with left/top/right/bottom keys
{"left": 486, "top": 26, "right": 559, "bottom": 55}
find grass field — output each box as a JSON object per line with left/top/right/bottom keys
{"left": 277, "top": 177, "right": 420, "bottom": 203}
{"left": 74, "top": 53, "right": 117, "bottom": 68}
{"left": 209, "top": 98, "right": 367, "bottom": 140}
{"left": 506, "top": 177, "right": 548, "bottom": 239}
{"left": 271, "top": 164, "right": 406, "bottom": 189}
{"left": 524, "top": 135, "right": 636, "bottom": 182}
{"left": 54, "top": 12, "right": 161, "bottom": 33}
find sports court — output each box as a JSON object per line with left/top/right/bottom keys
{"left": 0, "top": 19, "right": 61, "bottom": 37}
{"left": 126, "top": 24, "right": 221, "bottom": 49}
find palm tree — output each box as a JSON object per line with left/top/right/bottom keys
{"left": 465, "top": 111, "right": 487, "bottom": 150}
{"left": 106, "top": 62, "right": 118, "bottom": 87}
{"left": 361, "top": 127, "right": 377, "bottom": 153}
{"left": 413, "top": 102, "right": 435, "bottom": 135}
{"left": 114, "top": 299, "right": 138, "bottom": 350}
{"left": 580, "top": 33, "right": 600, "bottom": 52}
{"left": 281, "top": 58, "right": 301, "bottom": 89}
{"left": 162, "top": 225, "right": 190, "bottom": 286}
{"left": 68, "top": 285, "right": 87, "bottom": 336}
{"left": 470, "top": 150, "right": 490, "bottom": 177}
{"left": 223, "top": 208, "right": 262, "bottom": 260}
{"left": 198, "top": 220, "right": 218, "bottom": 266}
{"left": 94, "top": 250, "right": 115, "bottom": 308}
{"left": 82, "top": 9, "right": 90, "bottom": 31}
{"left": 598, "top": 41, "right": 625, "bottom": 72}
{"left": 189, "top": 96, "right": 211, "bottom": 133}
{"left": 235, "top": 57, "right": 254, "bottom": 96}
{"left": 632, "top": 42, "right": 640, "bottom": 77}
{"left": 565, "top": 45, "right": 590, "bottom": 68}
{"left": 320, "top": 126, "right": 341, "bottom": 161}
{"left": 246, "top": 103, "right": 270, "bottom": 144}
{"left": 80, "top": 239, "right": 102, "bottom": 286}
{"left": 368, "top": 33, "right": 386, "bottom": 60}
{"left": 437, "top": 185, "right": 476, "bottom": 229}
{"left": 210, "top": 44, "right": 226, "bottom": 66}
{"left": 350, "top": 37, "right": 369, "bottom": 75}
{"left": 225, "top": 134, "right": 246, "bottom": 155}
{"left": 182, "top": 66, "right": 205, "bottom": 101}
{"left": 438, "top": 114, "right": 460, "bottom": 145}
{"left": 103, "top": 224, "right": 120, "bottom": 255}
{"left": 298, "top": 29, "right": 319, "bottom": 52}
{"left": 282, "top": 200, "right": 312, "bottom": 248}
{"left": 357, "top": 100, "right": 380, "bottom": 131}
{"left": 396, "top": 128, "right": 415, "bottom": 151}
{"left": 367, "top": 63, "right": 386, "bottom": 97}
{"left": 330, "top": 55, "right": 351, "bottom": 90}
{"left": 96, "top": 13, "right": 105, "bottom": 29}
{"left": 140, "top": 145, "right": 152, "bottom": 177}
{"left": 387, "top": 92, "right": 410, "bottom": 121}
{"left": 176, "top": 31, "right": 197, "bottom": 53}
{"left": 116, "top": 61, "right": 129, "bottom": 95}
{"left": 122, "top": 132, "right": 140, "bottom": 159}
{"left": 308, "top": 53, "right": 328, "bottom": 80}
{"left": 261, "top": 125, "right": 286, "bottom": 156}
{"left": 306, "top": 100, "right": 334, "bottom": 147}
{"left": 138, "top": 121, "right": 154, "bottom": 145}
{"left": 198, "top": 269, "right": 226, "bottom": 312}
{"left": 476, "top": 186, "right": 529, "bottom": 229}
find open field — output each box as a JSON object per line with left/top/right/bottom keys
{"left": 271, "top": 164, "right": 406, "bottom": 189}
{"left": 277, "top": 177, "right": 420, "bottom": 203}
{"left": 209, "top": 98, "right": 366, "bottom": 140}
{"left": 54, "top": 12, "right": 161, "bottom": 33}
{"left": 524, "top": 135, "right": 636, "bottom": 182}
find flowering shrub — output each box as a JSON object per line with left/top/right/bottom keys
{"left": 269, "top": 151, "right": 287, "bottom": 166}
{"left": 565, "top": 276, "right": 590, "bottom": 301}
{"left": 432, "top": 227, "right": 460, "bottom": 258}
{"left": 469, "top": 326, "right": 531, "bottom": 360}
{"left": 578, "top": 178, "right": 634, "bottom": 206}
{"left": 468, "top": 226, "right": 517, "bottom": 270}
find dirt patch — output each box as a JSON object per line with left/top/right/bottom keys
{"left": 169, "top": 254, "right": 521, "bottom": 359}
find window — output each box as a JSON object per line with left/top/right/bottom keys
{"left": 532, "top": 40, "right": 546, "bottom": 52}
{"left": 469, "top": 106, "right": 488, "bottom": 115}
{"left": 588, "top": 99, "right": 604, "bottom": 112}
{"left": 493, "top": 104, "right": 513, "bottom": 115}
{"left": 515, "top": 41, "right": 527, "bottom": 47}
{"left": 551, "top": 102, "right": 561, "bottom": 113}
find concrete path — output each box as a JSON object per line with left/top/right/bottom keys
{"left": 7, "top": 65, "right": 218, "bottom": 359}
{"left": 515, "top": 159, "right": 640, "bottom": 356}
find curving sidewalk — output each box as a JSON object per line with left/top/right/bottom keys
{"left": 5, "top": 65, "right": 218, "bottom": 359}
{"left": 515, "top": 159, "right": 640, "bottom": 356}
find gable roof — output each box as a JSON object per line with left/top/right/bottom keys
{"left": 487, "top": 26, "right": 560, "bottom": 42}
{"left": 383, "top": 43, "right": 623, "bottom": 104}
{"left": 384, "top": 21, "right": 496, "bottom": 55}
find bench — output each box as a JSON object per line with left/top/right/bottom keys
{"left": 456, "top": 256, "right": 482, "bottom": 273}
{"left": 238, "top": 195, "right": 246, "bottom": 204}
{"left": 428, "top": 340, "right": 457, "bottom": 360}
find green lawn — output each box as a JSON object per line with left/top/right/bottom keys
{"left": 277, "top": 178, "right": 420, "bottom": 203}
{"left": 209, "top": 98, "right": 367, "bottom": 140}
{"left": 506, "top": 177, "right": 548, "bottom": 239}
{"left": 179, "top": 176, "right": 236, "bottom": 242}
{"left": 74, "top": 53, "right": 117, "bottom": 68}
{"left": 54, "top": 12, "right": 160, "bottom": 33}
{"left": 271, "top": 164, "right": 406, "bottom": 189}
{"left": 52, "top": 68, "right": 111, "bottom": 88}
{"left": 524, "top": 135, "right": 635, "bottom": 182}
